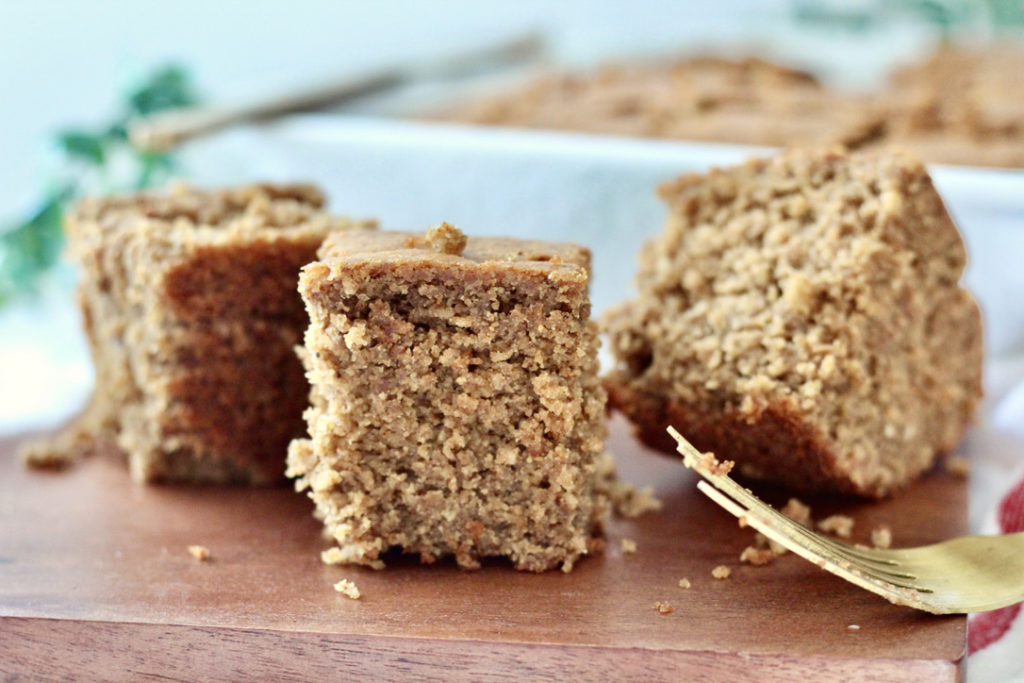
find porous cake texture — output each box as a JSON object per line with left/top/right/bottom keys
{"left": 604, "top": 148, "right": 983, "bottom": 497}
{"left": 67, "top": 183, "right": 371, "bottom": 484}
{"left": 287, "top": 225, "right": 608, "bottom": 571}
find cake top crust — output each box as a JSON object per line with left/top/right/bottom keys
{"left": 70, "top": 183, "right": 325, "bottom": 226}
{"left": 66, "top": 183, "right": 375, "bottom": 254}
{"left": 316, "top": 226, "right": 591, "bottom": 281}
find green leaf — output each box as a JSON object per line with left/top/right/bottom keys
{"left": 0, "top": 63, "right": 198, "bottom": 309}
{"left": 128, "top": 64, "right": 198, "bottom": 117}
{"left": 57, "top": 131, "right": 106, "bottom": 165}
{"left": 0, "top": 185, "right": 73, "bottom": 297}
{"left": 105, "top": 121, "right": 129, "bottom": 142}
{"left": 135, "top": 151, "right": 176, "bottom": 190}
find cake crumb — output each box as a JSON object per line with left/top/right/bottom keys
{"left": 616, "top": 485, "right": 662, "bottom": 518}
{"left": 711, "top": 565, "right": 731, "bottom": 579}
{"left": 321, "top": 547, "right": 346, "bottom": 564}
{"left": 691, "top": 449, "right": 734, "bottom": 476}
{"left": 678, "top": 578, "right": 691, "bottom": 589}
{"left": 424, "top": 222, "right": 467, "bottom": 255}
{"left": 817, "top": 514, "right": 855, "bottom": 538}
{"left": 871, "top": 525, "right": 893, "bottom": 549}
{"left": 18, "top": 426, "right": 94, "bottom": 471}
{"left": 595, "top": 452, "right": 663, "bottom": 518}
{"left": 621, "top": 538, "right": 638, "bottom": 554}
{"left": 188, "top": 545, "right": 210, "bottom": 562}
{"left": 781, "top": 498, "right": 812, "bottom": 527}
{"left": 946, "top": 455, "right": 970, "bottom": 478}
{"left": 333, "top": 579, "right": 361, "bottom": 600}
{"left": 740, "top": 546, "right": 775, "bottom": 566}
{"left": 754, "top": 532, "right": 789, "bottom": 556}
{"left": 653, "top": 601, "right": 675, "bottom": 615}
{"left": 322, "top": 546, "right": 384, "bottom": 570}
{"left": 20, "top": 441, "right": 78, "bottom": 470}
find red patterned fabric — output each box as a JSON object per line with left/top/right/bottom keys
{"left": 969, "top": 475, "right": 1024, "bottom": 655}
{"left": 971, "top": 603, "right": 1022, "bottom": 654}
{"left": 997, "top": 478, "right": 1024, "bottom": 534}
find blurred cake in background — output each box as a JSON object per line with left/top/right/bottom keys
{"left": 441, "top": 56, "right": 883, "bottom": 150}
{"left": 865, "top": 45, "right": 1024, "bottom": 167}
{"left": 438, "top": 45, "right": 1024, "bottom": 168}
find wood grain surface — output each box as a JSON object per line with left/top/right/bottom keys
{"left": 0, "top": 415, "right": 967, "bottom": 681}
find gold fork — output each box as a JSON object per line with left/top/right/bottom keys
{"left": 668, "top": 426, "right": 1024, "bottom": 614}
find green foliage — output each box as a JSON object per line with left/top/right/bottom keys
{"left": 793, "top": 0, "right": 1024, "bottom": 35}
{"left": 57, "top": 132, "right": 106, "bottom": 166}
{"left": 128, "top": 65, "right": 196, "bottom": 117}
{"left": 0, "top": 65, "right": 198, "bottom": 306}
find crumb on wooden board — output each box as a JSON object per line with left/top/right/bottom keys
{"left": 817, "top": 514, "right": 855, "bottom": 539}
{"left": 188, "top": 545, "right": 210, "bottom": 562}
{"left": 653, "top": 601, "right": 674, "bottom": 615}
{"left": 871, "top": 525, "right": 893, "bottom": 549}
{"left": 739, "top": 545, "right": 775, "bottom": 566}
{"left": 333, "top": 579, "right": 361, "bottom": 600}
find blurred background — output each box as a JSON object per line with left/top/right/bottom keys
{"left": 3, "top": 0, "right": 1024, "bottom": 432}
{"left": 4, "top": 0, "right": 1023, "bottom": 213}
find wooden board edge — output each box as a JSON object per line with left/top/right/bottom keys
{"left": 0, "top": 616, "right": 963, "bottom": 682}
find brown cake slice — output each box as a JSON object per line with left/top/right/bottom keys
{"left": 63, "top": 183, "right": 372, "bottom": 484}
{"left": 603, "top": 148, "right": 983, "bottom": 498}
{"left": 287, "top": 224, "right": 608, "bottom": 571}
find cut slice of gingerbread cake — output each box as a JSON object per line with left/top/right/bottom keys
{"left": 287, "top": 223, "right": 608, "bottom": 571}
{"left": 58, "top": 183, "right": 373, "bottom": 484}
{"left": 603, "top": 148, "right": 982, "bottom": 497}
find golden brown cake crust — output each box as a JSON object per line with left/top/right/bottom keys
{"left": 62, "top": 183, "right": 373, "bottom": 484}
{"left": 603, "top": 148, "right": 983, "bottom": 498}
{"left": 605, "top": 380, "right": 853, "bottom": 494}
{"left": 288, "top": 226, "right": 608, "bottom": 571}
{"left": 318, "top": 228, "right": 591, "bottom": 270}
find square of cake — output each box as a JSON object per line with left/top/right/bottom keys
{"left": 603, "top": 148, "right": 983, "bottom": 497}
{"left": 287, "top": 224, "right": 607, "bottom": 571}
{"left": 63, "top": 183, "right": 372, "bottom": 484}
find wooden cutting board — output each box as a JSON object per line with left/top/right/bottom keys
{"left": 0, "top": 415, "right": 966, "bottom": 681}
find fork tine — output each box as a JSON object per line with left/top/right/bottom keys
{"left": 669, "top": 427, "right": 948, "bottom": 611}
{"left": 667, "top": 428, "right": 907, "bottom": 568}
{"left": 671, "top": 427, "right": 1024, "bottom": 613}
{"left": 694, "top": 479, "right": 924, "bottom": 586}
{"left": 694, "top": 480, "right": 938, "bottom": 607}
{"left": 667, "top": 427, "right": 910, "bottom": 571}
